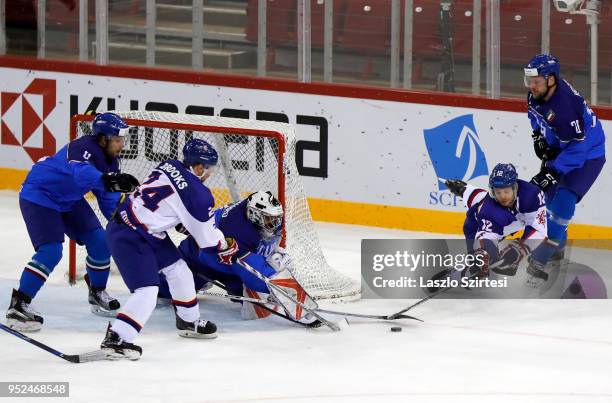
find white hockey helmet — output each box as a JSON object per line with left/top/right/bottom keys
{"left": 246, "top": 191, "right": 283, "bottom": 237}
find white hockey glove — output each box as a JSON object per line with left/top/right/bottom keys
{"left": 266, "top": 250, "right": 293, "bottom": 273}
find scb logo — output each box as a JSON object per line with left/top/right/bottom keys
{"left": 423, "top": 114, "right": 489, "bottom": 207}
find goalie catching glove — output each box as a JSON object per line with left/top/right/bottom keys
{"left": 218, "top": 237, "right": 239, "bottom": 265}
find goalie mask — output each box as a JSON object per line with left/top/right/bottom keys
{"left": 246, "top": 191, "right": 283, "bottom": 237}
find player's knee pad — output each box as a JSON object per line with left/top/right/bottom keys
{"left": 32, "top": 242, "right": 63, "bottom": 272}
{"left": 547, "top": 188, "right": 578, "bottom": 240}
{"left": 79, "top": 228, "right": 110, "bottom": 261}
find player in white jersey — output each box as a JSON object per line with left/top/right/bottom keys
{"left": 99, "top": 139, "right": 239, "bottom": 360}
{"left": 446, "top": 163, "right": 548, "bottom": 279}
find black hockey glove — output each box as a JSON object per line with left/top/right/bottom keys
{"left": 532, "top": 130, "right": 560, "bottom": 161}
{"left": 102, "top": 172, "right": 140, "bottom": 193}
{"left": 175, "top": 223, "right": 191, "bottom": 236}
{"left": 530, "top": 166, "right": 559, "bottom": 191}
{"left": 444, "top": 179, "right": 467, "bottom": 198}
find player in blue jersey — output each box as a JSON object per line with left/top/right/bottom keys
{"left": 99, "top": 139, "right": 239, "bottom": 360}
{"left": 158, "top": 190, "right": 293, "bottom": 321}
{"left": 524, "top": 54, "right": 606, "bottom": 286}
{"left": 6, "top": 112, "right": 139, "bottom": 332}
{"left": 445, "top": 163, "right": 548, "bottom": 278}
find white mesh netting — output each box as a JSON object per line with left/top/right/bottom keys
{"left": 72, "top": 111, "right": 361, "bottom": 301}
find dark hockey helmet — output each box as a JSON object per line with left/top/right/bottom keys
{"left": 524, "top": 54, "right": 560, "bottom": 86}
{"left": 92, "top": 112, "right": 129, "bottom": 138}
{"left": 489, "top": 163, "right": 518, "bottom": 200}
{"left": 182, "top": 139, "right": 218, "bottom": 168}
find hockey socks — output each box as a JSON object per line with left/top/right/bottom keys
{"left": 112, "top": 286, "right": 158, "bottom": 343}
{"left": 18, "top": 242, "right": 62, "bottom": 299}
{"left": 85, "top": 256, "right": 111, "bottom": 289}
{"left": 81, "top": 228, "right": 112, "bottom": 289}
{"left": 160, "top": 260, "right": 200, "bottom": 323}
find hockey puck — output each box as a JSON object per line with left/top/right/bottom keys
{"left": 390, "top": 326, "right": 402, "bottom": 332}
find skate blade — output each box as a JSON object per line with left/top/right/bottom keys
{"left": 90, "top": 305, "right": 118, "bottom": 318}
{"left": 101, "top": 348, "right": 141, "bottom": 361}
{"left": 177, "top": 330, "right": 218, "bottom": 339}
{"left": 5, "top": 318, "right": 42, "bottom": 332}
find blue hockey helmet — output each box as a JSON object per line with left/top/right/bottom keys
{"left": 489, "top": 163, "right": 519, "bottom": 203}
{"left": 524, "top": 54, "right": 560, "bottom": 86}
{"left": 92, "top": 112, "right": 129, "bottom": 138}
{"left": 489, "top": 163, "right": 518, "bottom": 189}
{"left": 182, "top": 139, "right": 218, "bottom": 167}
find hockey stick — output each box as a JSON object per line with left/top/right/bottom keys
{"left": 0, "top": 323, "right": 109, "bottom": 363}
{"left": 385, "top": 271, "right": 480, "bottom": 320}
{"left": 194, "top": 273, "right": 323, "bottom": 329}
{"left": 236, "top": 259, "right": 342, "bottom": 331}
{"left": 202, "top": 290, "right": 423, "bottom": 322}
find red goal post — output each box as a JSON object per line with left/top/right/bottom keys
{"left": 68, "top": 111, "right": 361, "bottom": 301}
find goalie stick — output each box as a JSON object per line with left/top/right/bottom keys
{"left": 203, "top": 290, "right": 423, "bottom": 322}
{"left": 0, "top": 323, "right": 110, "bottom": 363}
{"left": 194, "top": 273, "right": 324, "bottom": 329}
{"left": 236, "top": 258, "right": 342, "bottom": 331}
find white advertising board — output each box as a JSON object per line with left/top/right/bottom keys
{"left": 0, "top": 66, "right": 609, "bottom": 227}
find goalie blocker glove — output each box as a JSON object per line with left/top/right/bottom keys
{"left": 530, "top": 166, "right": 559, "bottom": 191}
{"left": 102, "top": 172, "right": 140, "bottom": 193}
{"left": 218, "top": 237, "right": 239, "bottom": 265}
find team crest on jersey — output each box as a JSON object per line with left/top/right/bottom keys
{"left": 423, "top": 114, "right": 489, "bottom": 190}
{"left": 546, "top": 110, "right": 556, "bottom": 122}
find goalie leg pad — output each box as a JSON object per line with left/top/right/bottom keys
{"left": 241, "top": 287, "right": 279, "bottom": 320}
{"left": 111, "top": 285, "right": 158, "bottom": 343}
{"left": 266, "top": 268, "right": 318, "bottom": 322}
{"left": 160, "top": 259, "right": 199, "bottom": 323}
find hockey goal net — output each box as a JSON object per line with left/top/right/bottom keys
{"left": 68, "top": 111, "right": 361, "bottom": 301}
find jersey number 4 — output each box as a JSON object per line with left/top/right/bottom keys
{"left": 135, "top": 171, "right": 174, "bottom": 212}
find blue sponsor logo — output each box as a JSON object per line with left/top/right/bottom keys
{"left": 423, "top": 114, "right": 489, "bottom": 191}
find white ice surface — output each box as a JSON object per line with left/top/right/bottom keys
{"left": 0, "top": 191, "right": 611, "bottom": 403}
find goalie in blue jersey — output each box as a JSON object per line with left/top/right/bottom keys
{"left": 159, "top": 190, "right": 316, "bottom": 323}
{"left": 5, "top": 112, "right": 139, "bottom": 332}
{"left": 523, "top": 54, "right": 606, "bottom": 286}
